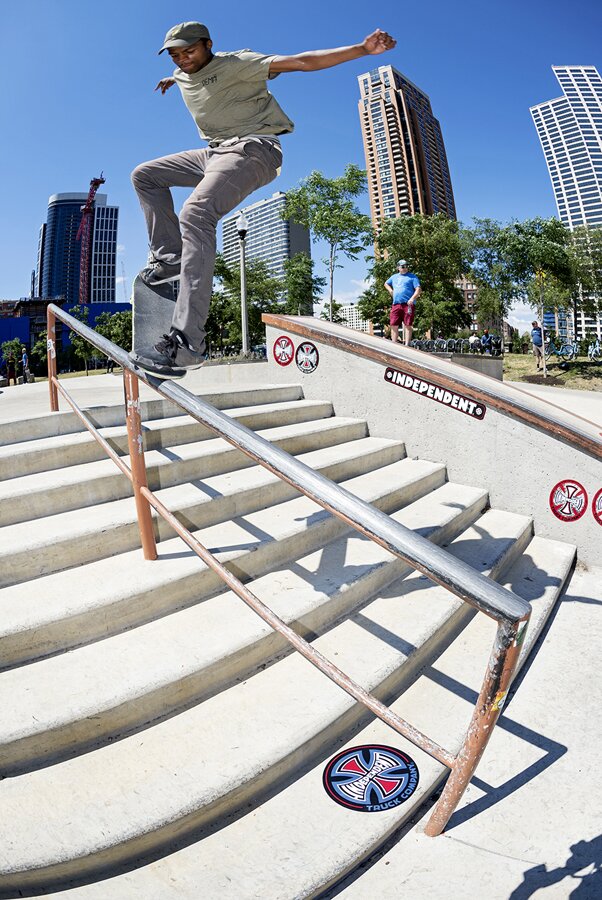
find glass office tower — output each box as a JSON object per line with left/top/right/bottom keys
{"left": 37, "top": 193, "right": 119, "bottom": 305}
{"left": 531, "top": 66, "right": 602, "bottom": 339}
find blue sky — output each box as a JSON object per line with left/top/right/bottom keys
{"left": 1, "top": 0, "right": 600, "bottom": 331}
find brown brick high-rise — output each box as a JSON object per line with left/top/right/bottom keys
{"left": 358, "top": 65, "right": 456, "bottom": 224}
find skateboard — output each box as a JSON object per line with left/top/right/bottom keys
{"left": 131, "top": 274, "right": 178, "bottom": 354}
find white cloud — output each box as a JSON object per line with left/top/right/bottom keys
{"left": 508, "top": 300, "right": 539, "bottom": 334}
{"left": 117, "top": 244, "right": 126, "bottom": 253}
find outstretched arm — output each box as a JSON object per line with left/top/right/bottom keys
{"left": 269, "top": 29, "right": 396, "bottom": 74}
{"left": 155, "top": 78, "right": 176, "bottom": 94}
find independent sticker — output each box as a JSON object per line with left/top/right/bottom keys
{"left": 295, "top": 341, "right": 319, "bottom": 374}
{"left": 273, "top": 335, "right": 294, "bottom": 366}
{"left": 323, "top": 744, "right": 419, "bottom": 812}
{"left": 549, "top": 480, "right": 588, "bottom": 522}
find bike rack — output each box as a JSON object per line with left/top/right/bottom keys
{"left": 46, "top": 303, "right": 532, "bottom": 836}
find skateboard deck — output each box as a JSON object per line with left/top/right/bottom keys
{"left": 131, "top": 274, "right": 178, "bottom": 354}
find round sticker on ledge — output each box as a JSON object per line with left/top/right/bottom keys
{"left": 323, "top": 744, "right": 419, "bottom": 813}
{"left": 549, "top": 480, "right": 588, "bottom": 522}
{"left": 295, "top": 341, "right": 319, "bottom": 373}
{"left": 273, "top": 335, "right": 294, "bottom": 366}
{"left": 592, "top": 488, "right": 602, "bottom": 527}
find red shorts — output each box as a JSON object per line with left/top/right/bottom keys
{"left": 390, "top": 303, "right": 415, "bottom": 327}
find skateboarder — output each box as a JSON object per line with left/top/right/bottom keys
{"left": 131, "top": 21, "right": 396, "bottom": 378}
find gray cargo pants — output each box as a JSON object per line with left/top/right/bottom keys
{"left": 131, "top": 138, "right": 282, "bottom": 351}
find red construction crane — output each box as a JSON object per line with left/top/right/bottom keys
{"left": 76, "top": 173, "right": 105, "bottom": 304}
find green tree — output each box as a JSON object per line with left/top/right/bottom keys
{"left": 218, "top": 258, "right": 284, "bottom": 348}
{"left": 357, "top": 280, "right": 389, "bottom": 334}
{"left": 371, "top": 213, "right": 471, "bottom": 337}
{"left": 95, "top": 310, "right": 132, "bottom": 352}
{"left": 1, "top": 337, "right": 24, "bottom": 366}
{"left": 503, "top": 217, "right": 572, "bottom": 288}
{"left": 31, "top": 331, "right": 49, "bottom": 369}
{"left": 67, "top": 305, "right": 95, "bottom": 374}
{"left": 282, "top": 252, "right": 325, "bottom": 316}
{"left": 565, "top": 225, "right": 602, "bottom": 329}
{"left": 466, "top": 218, "right": 520, "bottom": 322}
{"left": 281, "top": 165, "right": 372, "bottom": 321}
{"left": 320, "top": 299, "right": 345, "bottom": 325}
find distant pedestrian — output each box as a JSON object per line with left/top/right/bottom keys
{"left": 384, "top": 259, "right": 421, "bottom": 346}
{"left": 531, "top": 320, "right": 543, "bottom": 370}
{"left": 481, "top": 328, "right": 493, "bottom": 354}
{"left": 7, "top": 356, "right": 16, "bottom": 386}
{"left": 21, "top": 346, "right": 29, "bottom": 383}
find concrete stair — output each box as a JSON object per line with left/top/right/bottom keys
{"left": 0, "top": 382, "right": 576, "bottom": 898}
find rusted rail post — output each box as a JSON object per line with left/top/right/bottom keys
{"left": 46, "top": 306, "right": 59, "bottom": 412}
{"left": 123, "top": 368, "right": 157, "bottom": 560}
{"left": 424, "top": 617, "right": 528, "bottom": 836}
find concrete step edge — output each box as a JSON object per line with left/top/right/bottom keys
{"left": 0, "top": 437, "right": 405, "bottom": 587}
{"left": 138, "top": 535, "right": 576, "bottom": 900}
{"left": 0, "top": 416, "right": 367, "bottom": 526}
{"left": 0, "top": 384, "right": 305, "bottom": 447}
{"left": 0, "top": 459, "right": 445, "bottom": 667}
{"left": 0, "top": 508, "right": 538, "bottom": 888}
{"left": 0, "top": 482, "right": 488, "bottom": 773}
{"left": 0, "top": 397, "right": 333, "bottom": 481}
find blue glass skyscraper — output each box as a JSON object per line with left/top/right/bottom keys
{"left": 37, "top": 193, "right": 119, "bottom": 305}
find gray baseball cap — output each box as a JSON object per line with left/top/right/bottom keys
{"left": 159, "top": 22, "right": 211, "bottom": 54}
{"left": 397, "top": 259, "right": 408, "bottom": 267}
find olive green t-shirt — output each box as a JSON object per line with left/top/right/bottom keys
{"left": 173, "top": 49, "right": 294, "bottom": 142}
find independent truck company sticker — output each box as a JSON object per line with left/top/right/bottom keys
{"left": 295, "top": 341, "right": 319, "bottom": 373}
{"left": 273, "top": 335, "right": 294, "bottom": 366}
{"left": 549, "top": 480, "right": 588, "bottom": 522}
{"left": 384, "top": 367, "right": 486, "bottom": 420}
{"left": 323, "top": 744, "right": 419, "bottom": 812}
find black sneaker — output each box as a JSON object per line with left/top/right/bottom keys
{"left": 139, "top": 259, "right": 181, "bottom": 286}
{"left": 131, "top": 331, "right": 206, "bottom": 379}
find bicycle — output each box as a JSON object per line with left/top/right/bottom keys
{"left": 544, "top": 338, "right": 577, "bottom": 361}
{"left": 587, "top": 338, "right": 601, "bottom": 361}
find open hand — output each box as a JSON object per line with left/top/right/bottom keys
{"left": 155, "top": 78, "right": 176, "bottom": 94}
{"left": 362, "top": 29, "right": 396, "bottom": 55}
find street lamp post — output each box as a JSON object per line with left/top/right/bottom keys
{"left": 236, "top": 212, "right": 249, "bottom": 356}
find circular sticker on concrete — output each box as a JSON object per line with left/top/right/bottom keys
{"left": 323, "top": 744, "right": 419, "bottom": 812}
{"left": 549, "top": 480, "right": 588, "bottom": 522}
{"left": 592, "top": 488, "right": 602, "bottom": 527}
{"left": 295, "top": 341, "right": 319, "bottom": 374}
{"left": 273, "top": 335, "right": 294, "bottom": 366}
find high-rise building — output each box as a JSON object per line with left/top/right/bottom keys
{"left": 36, "top": 193, "right": 119, "bottom": 306}
{"left": 221, "top": 191, "right": 311, "bottom": 283}
{"left": 358, "top": 66, "right": 456, "bottom": 225}
{"left": 339, "top": 303, "right": 370, "bottom": 333}
{"left": 530, "top": 66, "right": 602, "bottom": 339}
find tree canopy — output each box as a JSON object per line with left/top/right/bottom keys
{"left": 282, "top": 165, "right": 372, "bottom": 320}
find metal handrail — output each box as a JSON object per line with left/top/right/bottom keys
{"left": 46, "top": 303, "right": 531, "bottom": 836}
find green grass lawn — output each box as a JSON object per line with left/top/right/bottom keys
{"left": 503, "top": 353, "right": 602, "bottom": 391}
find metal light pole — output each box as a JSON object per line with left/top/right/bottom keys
{"left": 237, "top": 212, "right": 250, "bottom": 356}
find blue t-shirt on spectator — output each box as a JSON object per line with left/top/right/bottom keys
{"left": 531, "top": 327, "right": 542, "bottom": 347}
{"left": 386, "top": 272, "right": 420, "bottom": 304}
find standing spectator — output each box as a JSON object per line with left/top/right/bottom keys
{"left": 481, "top": 328, "right": 493, "bottom": 354}
{"left": 384, "top": 259, "right": 421, "bottom": 346}
{"left": 7, "top": 356, "right": 17, "bottom": 386}
{"left": 468, "top": 333, "right": 480, "bottom": 351}
{"left": 21, "top": 346, "right": 29, "bottom": 384}
{"left": 531, "top": 320, "right": 543, "bottom": 371}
